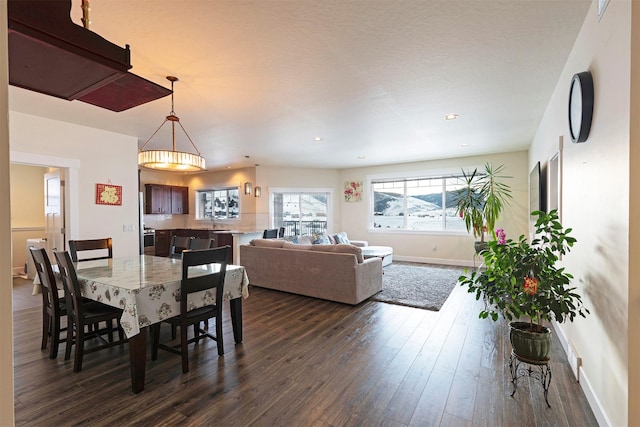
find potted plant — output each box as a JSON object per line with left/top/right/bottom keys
{"left": 458, "top": 209, "right": 589, "bottom": 361}
{"left": 453, "top": 163, "right": 512, "bottom": 253}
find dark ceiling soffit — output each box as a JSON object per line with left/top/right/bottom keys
{"left": 7, "top": 0, "right": 171, "bottom": 112}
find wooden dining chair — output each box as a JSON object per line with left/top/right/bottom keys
{"left": 169, "top": 235, "right": 194, "bottom": 259}
{"left": 29, "top": 247, "right": 67, "bottom": 359}
{"left": 151, "top": 246, "right": 230, "bottom": 373}
{"left": 54, "top": 250, "right": 126, "bottom": 372}
{"left": 68, "top": 238, "right": 113, "bottom": 262}
{"left": 190, "top": 238, "right": 215, "bottom": 250}
{"left": 262, "top": 229, "right": 278, "bottom": 239}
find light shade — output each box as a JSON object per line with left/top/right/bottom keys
{"left": 138, "top": 150, "right": 205, "bottom": 171}
{"left": 138, "top": 76, "right": 206, "bottom": 172}
{"left": 244, "top": 182, "right": 253, "bottom": 195}
{"left": 254, "top": 186, "right": 262, "bottom": 197}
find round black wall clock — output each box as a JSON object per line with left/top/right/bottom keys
{"left": 568, "top": 71, "right": 594, "bottom": 143}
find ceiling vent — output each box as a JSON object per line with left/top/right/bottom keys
{"left": 7, "top": 0, "right": 171, "bottom": 112}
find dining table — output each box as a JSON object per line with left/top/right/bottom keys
{"left": 73, "top": 254, "right": 249, "bottom": 393}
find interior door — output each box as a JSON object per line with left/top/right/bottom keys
{"left": 44, "top": 169, "right": 65, "bottom": 257}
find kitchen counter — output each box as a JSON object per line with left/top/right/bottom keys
{"left": 155, "top": 229, "right": 262, "bottom": 264}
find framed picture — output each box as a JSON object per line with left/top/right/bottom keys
{"left": 548, "top": 152, "right": 561, "bottom": 220}
{"left": 344, "top": 181, "right": 363, "bottom": 202}
{"left": 96, "top": 183, "right": 122, "bottom": 206}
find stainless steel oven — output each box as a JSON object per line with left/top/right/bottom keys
{"left": 143, "top": 228, "right": 155, "bottom": 255}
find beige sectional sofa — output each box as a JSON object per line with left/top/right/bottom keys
{"left": 239, "top": 239, "right": 383, "bottom": 305}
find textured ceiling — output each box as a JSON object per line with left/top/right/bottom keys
{"left": 8, "top": 0, "right": 591, "bottom": 171}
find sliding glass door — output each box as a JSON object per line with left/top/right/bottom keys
{"left": 271, "top": 189, "right": 332, "bottom": 237}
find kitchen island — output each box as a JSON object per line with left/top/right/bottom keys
{"left": 155, "top": 228, "right": 262, "bottom": 264}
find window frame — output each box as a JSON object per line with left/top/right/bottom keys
{"left": 367, "top": 168, "right": 479, "bottom": 235}
{"left": 194, "top": 187, "right": 241, "bottom": 221}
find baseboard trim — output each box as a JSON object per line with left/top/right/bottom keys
{"left": 552, "top": 321, "right": 612, "bottom": 427}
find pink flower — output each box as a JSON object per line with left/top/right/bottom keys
{"left": 495, "top": 228, "right": 507, "bottom": 245}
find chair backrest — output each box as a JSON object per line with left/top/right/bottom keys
{"left": 190, "top": 238, "right": 215, "bottom": 250}
{"left": 180, "top": 246, "right": 230, "bottom": 313}
{"left": 29, "top": 247, "right": 62, "bottom": 313}
{"left": 262, "top": 229, "right": 278, "bottom": 239}
{"left": 54, "top": 250, "right": 86, "bottom": 320}
{"left": 170, "top": 236, "right": 194, "bottom": 259}
{"left": 68, "top": 238, "right": 113, "bottom": 262}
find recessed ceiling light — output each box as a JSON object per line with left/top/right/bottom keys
{"left": 444, "top": 114, "right": 459, "bottom": 121}
{"left": 357, "top": 156, "right": 366, "bottom": 159}
{"left": 461, "top": 143, "right": 470, "bottom": 147}
{"left": 313, "top": 137, "right": 323, "bottom": 142}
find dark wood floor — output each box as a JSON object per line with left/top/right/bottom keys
{"left": 13, "top": 276, "right": 598, "bottom": 426}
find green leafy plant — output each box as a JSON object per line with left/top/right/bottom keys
{"left": 453, "top": 163, "right": 512, "bottom": 243}
{"left": 458, "top": 210, "right": 589, "bottom": 332}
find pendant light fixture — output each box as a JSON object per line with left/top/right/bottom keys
{"left": 138, "top": 76, "right": 206, "bottom": 171}
{"left": 254, "top": 164, "right": 262, "bottom": 197}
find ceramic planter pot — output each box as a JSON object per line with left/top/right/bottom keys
{"left": 509, "top": 321, "right": 552, "bottom": 361}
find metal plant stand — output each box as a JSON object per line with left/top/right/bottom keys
{"left": 509, "top": 350, "right": 552, "bottom": 407}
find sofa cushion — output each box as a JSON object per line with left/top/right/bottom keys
{"left": 311, "top": 244, "right": 364, "bottom": 263}
{"left": 283, "top": 241, "right": 313, "bottom": 250}
{"left": 333, "top": 232, "right": 351, "bottom": 245}
{"left": 251, "top": 239, "right": 285, "bottom": 248}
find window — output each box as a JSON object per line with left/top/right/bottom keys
{"left": 371, "top": 173, "right": 469, "bottom": 232}
{"left": 271, "top": 189, "right": 332, "bottom": 237}
{"left": 195, "top": 188, "right": 239, "bottom": 220}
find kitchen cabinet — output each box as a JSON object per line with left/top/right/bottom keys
{"left": 171, "top": 186, "right": 188, "bottom": 214}
{"left": 154, "top": 230, "right": 171, "bottom": 257}
{"left": 145, "top": 184, "right": 189, "bottom": 214}
{"left": 212, "top": 231, "right": 234, "bottom": 263}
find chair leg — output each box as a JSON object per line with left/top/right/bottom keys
{"left": 73, "top": 325, "right": 85, "bottom": 373}
{"left": 216, "top": 315, "right": 224, "bottom": 356}
{"left": 181, "top": 324, "right": 189, "bottom": 373}
{"left": 49, "top": 314, "right": 62, "bottom": 359}
{"left": 117, "top": 320, "right": 124, "bottom": 342}
{"left": 41, "top": 309, "right": 50, "bottom": 350}
{"left": 193, "top": 323, "right": 200, "bottom": 343}
{"left": 65, "top": 316, "right": 74, "bottom": 361}
{"left": 150, "top": 324, "right": 160, "bottom": 361}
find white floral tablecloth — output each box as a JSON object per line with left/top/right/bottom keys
{"left": 74, "top": 255, "right": 249, "bottom": 338}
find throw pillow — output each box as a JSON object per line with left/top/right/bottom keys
{"left": 297, "top": 235, "right": 314, "bottom": 245}
{"left": 333, "top": 232, "right": 351, "bottom": 245}
{"left": 282, "top": 235, "right": 299, "bottom": 244}
{"left": 311, "top": 233, "right": 331, "bottom": 245}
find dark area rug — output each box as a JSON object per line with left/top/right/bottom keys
{"left": 372, "top": 262, "right": 465, "bottom": 311}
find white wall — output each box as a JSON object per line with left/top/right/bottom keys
{"left": 10, "top": 112, "right": 141, "bottom": 258}
{"left": 10, "top": 163, "right": 47, "bottom": 274}
{"left": 530, "top": 1, "right": 631, "bottom": 425}
{"left": 339, "top": 151, "right": 529, "bottom": 266}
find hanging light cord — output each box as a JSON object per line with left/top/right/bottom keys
{"left": 139, "top": 77, "right": 202, "bottom": 156}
